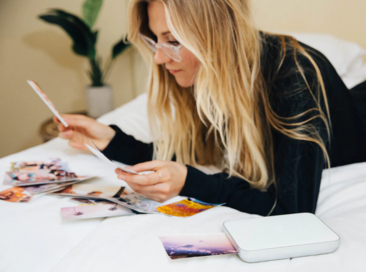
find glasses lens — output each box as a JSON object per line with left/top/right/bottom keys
{"left": 160, "top": 44, "right": 182, "bottom": 62}
{"left": 139, "top": 34, "right": 157, "bottom": 53}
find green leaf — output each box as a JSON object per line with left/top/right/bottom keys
{"left": 112, "top": 36, "right": 131, "bottom": 59}
{"left": 82, "top": 0, "right": 103, "bottom": 29}
{"left": 39, "top": 9, "right": 97, "bottom": 59}
{"left": 39, "top": 14, "right": 89, "bottom": 57}
{"left": 88, "top": 58, "right": 104, "bottom": 86}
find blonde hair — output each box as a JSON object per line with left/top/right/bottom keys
{"left": 128, "top": 0, "right": 330, "bottom": 190}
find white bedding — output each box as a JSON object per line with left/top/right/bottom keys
{"left": 1, "top": 119, "right": 366, "bottom": 272}
{"left": 1, "top": 33, "right": 366, "bottom": 272}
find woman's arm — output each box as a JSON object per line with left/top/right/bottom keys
{"left": 55, "top": 114, "right": 154, "bottom": 165}
{"left": 102, "top": 125, "right": 154, "bottom": 165}
{"left": 180, "top": 128, "right": 325, "bottom": 216}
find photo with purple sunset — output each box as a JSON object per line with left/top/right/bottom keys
{"left": 159, "top": 233, "right": 238, "bottom": 260}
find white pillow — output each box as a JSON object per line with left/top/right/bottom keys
{"left": 288, "top": 33, "right": 366, "bottom": 88}
{"left": 97, "top": 93, "right": 152, "bottom": 143}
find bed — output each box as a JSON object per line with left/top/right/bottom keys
{"left": 1, "top": 33, "right": 366, "bottom": 272}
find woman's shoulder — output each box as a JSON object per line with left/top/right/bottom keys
{"left": 259, "top": 32, "right": 336, "bottom": 117}
{"left": 260, "top": 32, "right": 333, "bottom": 82}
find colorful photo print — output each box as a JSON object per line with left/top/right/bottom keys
{"left": 53, "top": 185, "right": 155, "bottom": 214}
{"left": 61, "top": 203, "right": 133, "bottom": 220}
{"left": 156, "top": 198, "right": 223, "bottom": 217}
{"left": 159, "top": 233, "right": 238, "bottom": 260}
{"left": 3, "top": 170, "right": 88, "bottom": 186}
{"left": 27, "top": 80, "right": 68, "bottom": 127}
{"left": 117, "top": 189, "right": 160, "bottom": 213}
{"left": 0, "top": 187, "right": 33, "bottom": 203}
{"left": 11, "top": 158, "right": 67, "bottom": 171}
{"left": 53, "top": 184, "right": 125, "bottom": 198}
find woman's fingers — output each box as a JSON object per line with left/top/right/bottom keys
{"left": 116, "top": 170, "right": 161, "bottom": 186}
{"left": 116, "top": 161, "right": 186, "bottom": 203}
{"left": 126, "top": 182, "right": 167, "bottom": 203}
{"left": 62, "top": 114, "right": 91, "bottom": 128}
{"left": 68, "top": 140, "right": 85, "bottom": 150}
{"left": 126, "top": 160, "right": 165, "bottom": 172}
{"left": 58, "top": 130, "right": 73, "bottom": 139}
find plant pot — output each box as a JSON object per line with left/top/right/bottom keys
{"left": 85, "top": 85, "right": 113, "bottom": 118}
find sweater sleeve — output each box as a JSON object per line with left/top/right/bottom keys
{"left": 179, "top": 131, "right": 325, "bottom": 216}
{"left": 102, "top": 125, "right": 154, "bottom": 165}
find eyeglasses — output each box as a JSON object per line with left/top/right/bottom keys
{"left": 139, "top": 33, "right": 183, "bottom": 62}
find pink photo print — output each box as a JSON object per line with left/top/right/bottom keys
{"left": 27, "top": 80, "right": 68, "bottom": 127}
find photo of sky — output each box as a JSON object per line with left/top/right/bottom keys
{"left": 159, "top": 233, "right": 238, "bottom": 260}
{"left": 61, "top": 203, "right": 133, "bottom": 220}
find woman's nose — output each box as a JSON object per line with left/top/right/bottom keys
{"left": 154, "top": 48, "right": 172, "bottom": 65}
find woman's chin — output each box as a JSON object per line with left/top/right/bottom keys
{"left": 174, "top": 76, "right": 194, "bottom": 88}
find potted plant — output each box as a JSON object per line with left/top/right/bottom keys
{"left": 39, "top": 0, "right": 130, "bottom": 118}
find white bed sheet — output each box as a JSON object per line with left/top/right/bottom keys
{"left": 0, "top": 136, "right": 366, "bottom": 272}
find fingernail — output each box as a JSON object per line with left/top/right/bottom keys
{"left": 118, "top": 175, "right": 126, "bottom": 180}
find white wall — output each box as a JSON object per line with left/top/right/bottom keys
{"left": 0, "top": 0, "right": 147, "bottom": 158}
{"left": 1, "top": 0, "right": 365, "bottom": 158}
{"left": 251, "top": 0, "right": 366, "bottom": 50}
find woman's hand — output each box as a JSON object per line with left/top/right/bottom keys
{"left": 54, "top": 114, "right": 116, "bottom": 151}
{"left": 115, "top": 160, "right": 188, "bottom": 203}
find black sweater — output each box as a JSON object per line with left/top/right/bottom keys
{"left": 103, "top": 35, "right": 366, "bottom": 216}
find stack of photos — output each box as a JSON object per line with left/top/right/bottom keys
{"left": 0, "top": 159, "right": 93, "bottom": 203}
{"left": 156, "top": 198, "right": 224, "bottom": 217}
{"left": 4, "top": 169, "right": 90, "bottom": 187}
{"left": 159, "top": 233, "right": 238, "bottom": 260}
{"left": 11, "top": 158, "right": 67, "bottom": 171}
{"left": 52, "top": 184, "right": 161, "bottom": 214}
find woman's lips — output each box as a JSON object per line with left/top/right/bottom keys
{"left": 168, "top": 69, "right": 182, "bottom": 74}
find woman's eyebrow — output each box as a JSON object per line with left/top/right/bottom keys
{"left": 161, "top": 31, "right": 171, "bottom": 36}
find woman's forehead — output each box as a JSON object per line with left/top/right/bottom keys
{"left": 147, "top": 1, "right": 170, "bottom": 36}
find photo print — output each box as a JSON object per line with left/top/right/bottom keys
{"left": 54, "top": 184, "right": 160, "bottom": 214}
{"left": 3, "top": 170, "right": 90, "bottom": 186}
{"left": 156, "top": 198, "right": 224, "bottom": 217}
{"left": 159, "top": 233, "right": 238, "bottom": 260}
{"left": 27, "top": 80, "right": 69, "bottom": 127}
{"left": 11, "top": 158, "right": 67, "bottom": 171}
{"left": 61, "top": 203, "right": 134, "bottom": 220}
{"left": 0, "top": 179, "right": 86, "bottom": 203}
{"left": 0, "top": 187, "right": 33, "bottom": 203}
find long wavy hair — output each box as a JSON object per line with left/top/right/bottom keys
{"left": 128, "top": 0, "right": 330, "bottom": 190}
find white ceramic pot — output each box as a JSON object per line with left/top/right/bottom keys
{"left": 85, "top": 85, "right": 113, "bottom": 118}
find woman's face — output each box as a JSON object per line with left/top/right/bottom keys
{"left": 147, "top": 1, "right": 200, "bottom": 88}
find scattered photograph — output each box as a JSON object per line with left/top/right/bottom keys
{"left": 0, "top": 187, "right": 33, "bottom": 203}
{"left": 53, "top": 184, "right": 154, "bottom": 214}
{"left": 3, "top": 170, "right": 90, "bottom": 186}
{"left": 61, "top": 203, "right": 134, "bottom": 220}
{"left": 24, "top": 179, "right": 86, "bottom": 195}
{"left": 0, "top": 179, "right": 86, "bottom": 203}
{"left": 159, "top": 233, "right": 238, "bottom": 260}
{"left": 118, "top": 188, "right": 161, "bottom": 213}
{"left": 11, "top": 158, "right": 67, "bottom": 171}
{"left": 156, "top": 198, "right": 223, "bottom": 217}
{"left": 27, "top": 80, "right": 68, "bottom": 127}
{"left": 53, "top": 184, "right": 126, "bottom": 198}
{"left": 71, "top": 198, "right": 114, "bottom": 205}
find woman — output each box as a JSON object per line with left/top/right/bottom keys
{"left": 56, "top": 0, "right": 366, "bottom": 216}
